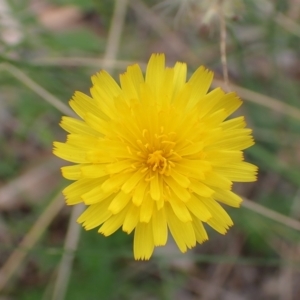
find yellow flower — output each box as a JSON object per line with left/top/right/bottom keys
{"left": 53, "top": 54, "right": 257, "bottom": 260}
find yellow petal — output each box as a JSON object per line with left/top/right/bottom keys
{"left": 122, "top": 204, "right": 139, "bottom": 234}
{"left": 169, "top": 169, "right": 190, "bottom": 188}
{"left": 214, "top": 162, "right": 258, "bottom": 182}
{"left": 82, "top": 185, "right": 114, "bottom": 205}
{"left": 177, "top": 142, "right": 204, "bottom": 157}
{"left": 201, "top": 199, "right": 233, "bottom": 234}
{"left": 80, "top": 164, "right": 108, "bottom": 178}
{"left": 101, "top": 173, "right": 129, "bottom": 193}
{"left": 132, "top": 179, "right": 148, "bottom": 206}
{"left": 198, "top": 89, "right": 242, "bottom": 120}
{"left": 145, "top": 53, "right": 165, "bottom": 95}
{"left": 186, "top": 66, "right": 213, "bottom": 110}
{"left": 189, "top": 179, "right": 215, "bottom": 198}
{"left": 106, "top": 160, "right": 133, "bottom": 174}
{"left": 93, "top": 70, "right": 122, "bottom": 94}
{"left": 186, "top": 195, "right": 212, "bottom": 222}
{"left": 172, "top": 83, "right": 192, "bottom": 111}
{"left": 221, "top": 116, "right": 246, "bottom": 130}
{"left": 150, "top": 174, "right": 161, "bottom": 201}
{"left": 203, "top": 172, "right": 232, "bottom": 190}
{"left": 200, "top": 109, "right": 228, "bottom": 127}
{"left": 205, "top": 150, "right": 244, "bottom": 165}
{"left": 66, "top": 134, "right": 99, "bottom": 149}
{"left": 90, "top": 86, "right": 115, "bottom": 120}
{"left": 63, "top": 178, "right": 100, "bottom": 205}
{"left": 84, "top": 112, "right": 111, "bottom": 136}
{"left": 86, "top": 150, "right": 114, "bottom": 164}
{"left": 191, "top": 214, "right": 208, "bottom": 243}
{"left": 53, "top": 142, "right": 88, "bottom": 164}
{"left": 175, "top": 159, "right": 211, "bottom": 180}
{"left": 217, "top": 92, "right": 242, "bottom": 116}
{"left": 197, "top": 87, "right": 225, "bottom": 118}
{"left": 77, "top": 198, "right": 112, "bottom": 230}
{"left": 157, "top": 67, "right": 174, "bottom": 109}
{"left": 214, "top": 189, "right": 243, "bottom": 207}
{"left": 120, "top": 64, "right": 144, "bottom": 102}
{"left": 134, "top": 222, "right": 154, "bottom": 260}
{"left": 69, "top": 91, "right": 108, "bottom": 121}
{"left": 140, "top": 195, "right": 154, "bottom": 223}
{"left": 108, "top": 191, "right": 132, "bottom": 214}
{"left": 166, "top": 203, "right": 196, "bottom": 253}
{"left": 168, "top": 193, "right": 192, "bottom": 222}
{"left": 61, "top": 164, "right": 82, "bottom": 180}
{"left": 210, "top": 134, "right": 255, "bottom": 151}
{"left": 172, "top": 62, "right": 187, "bottom": 98}
{"left": 60, "top": 117, "right": 99, "bottom": 136}
{"left": 164, "top": 176, "right": 191, "bottom": 202}
{"left": 152, "top": 207, "right": 168, "bottom": 246}
{"left": 122, "top": 169, "right": 145, "bottom": 194}
{"left": 99, "top": 205, "right": 129, "bottom": 236}
{"left": 125, "top": 63, "right": 144, "bottom": 92}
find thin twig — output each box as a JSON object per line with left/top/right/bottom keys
{"left": 218, "top": 0, "right": 230, "bottom": 91}
{"left": 51, "top": 204, "right": 84, "bottom": 300}
{"left": 242, "top": 198, "right": 300, "bottom": 232}
{"left": 29, "top": 57, "right": 145, "bottom": 69}
{"left": 0, "top": 63, "right": 75, "bottom": 117}
{"left": 0, "top": 194, "right": 64, "bottom": 292}
{"left": 102, "top": 0, "right": 128, "bottom": 72}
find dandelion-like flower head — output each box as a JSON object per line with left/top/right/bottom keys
{"left": 53, "top": 54, "right": 257, "bottom": 260}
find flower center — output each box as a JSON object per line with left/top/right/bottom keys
{"left": 147, "top": 150, "right": 168, "bottom": 174}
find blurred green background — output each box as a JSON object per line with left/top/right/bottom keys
{"left": 1, "top": 0, "right": 300, "bottom": 299}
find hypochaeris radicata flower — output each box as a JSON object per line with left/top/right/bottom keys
{"left": 53, "top": 54, "right": 257, "bottom": 260}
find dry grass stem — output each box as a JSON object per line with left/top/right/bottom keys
{"left": 29, "top": 57, "right": 146, "bottom": 70}
{"left": 102, "top": 0, "right": 128, "bottom": 72}
{"left": 52, "top": 204, "right": 84, "bottom": 300}
{"left": 0, "top": 194, "right": 64, "bottom": 292}
{"left": 242, "top": 198, "right": 300, "bottom": 232}
{"left": 0, "top": 63, "right": 75, "bottom": 117}
{"left": 218, "top": 0, "right": 230, "bottom": 91}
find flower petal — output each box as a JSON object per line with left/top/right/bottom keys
{"left": 134, "top": 222, "right": 154, "bottom": 260}
{"left": 166, "top": 203, "right": 196, "bottom": 253}
{"left": 99, "top": 205, "right": 129, "bottom": 236}
{"left": 145, "top": 53, "right": 165, "bottom": 95}
{"left": 140, "top": 195, "right": 154, "bottom": 223}
{"left": 152, "top": 207, "right": 168, "bottom": 246}
{"left": 122, "top": 204, "right": 139, "bottom": 234}
{"left": 186, "top": 195, "right": 212, "bottom": 222}
{"left": 77, "top": 198, "right": 112, "bottom": 230}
